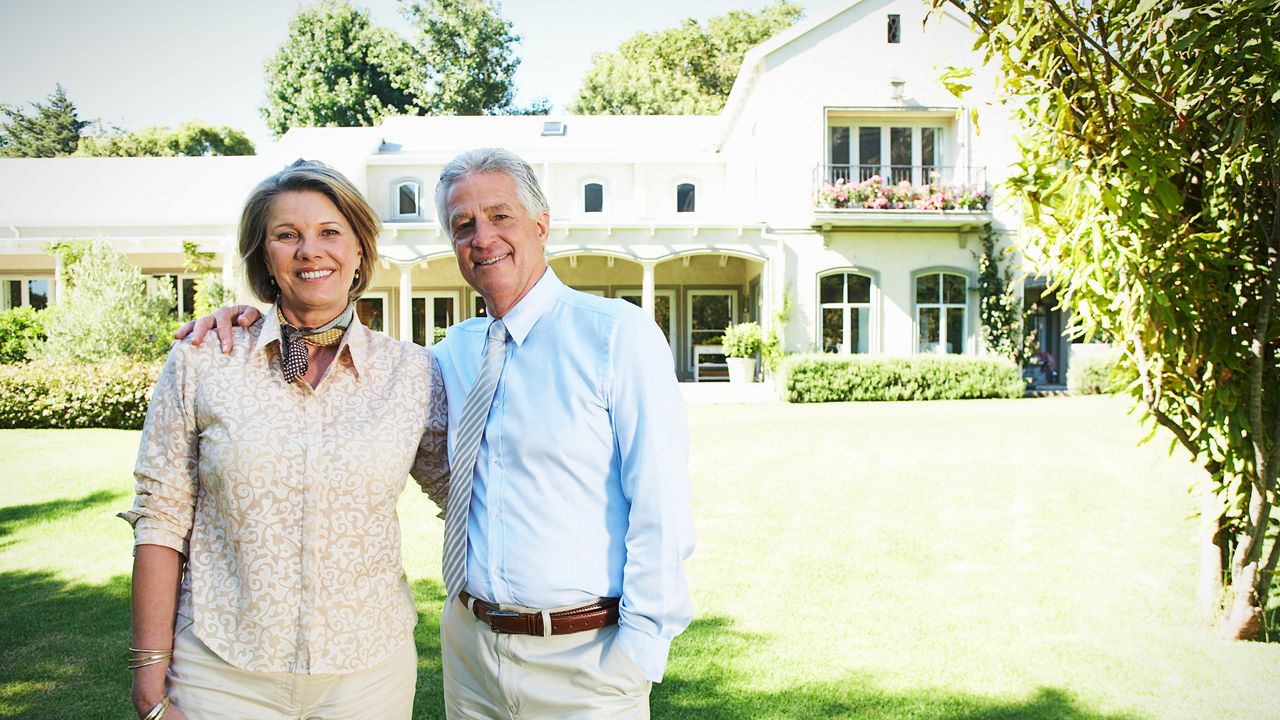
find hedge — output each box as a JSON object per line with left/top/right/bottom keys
{"left": 782, "top": 354, "right": 1025, "bottom": 403}
{"left": 0, "top": 359, "right": 162, "bottom": 429}
{"left": 1067, "top": 353, "right": 1133, "bottom": 395}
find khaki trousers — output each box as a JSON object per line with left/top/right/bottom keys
{"left": 166, "top": 623, "right": 417, "bottom": 720}
{"left": 441, "top": 596, "right": 652, "bottom": 720}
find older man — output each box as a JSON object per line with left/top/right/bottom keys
{"left": 429, "top": 148, "right": 694, "bottom": 718}
{"left": 182, "top": 148, "right": 694, "bottom": 718}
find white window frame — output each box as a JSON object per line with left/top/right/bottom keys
{"left": 583, "top": 181, "right": 605, "bottom": 214}
{"left": 816, "top": 269, "right": 878, "bottom": 354}
{"left": 913, "top": 270, "right": 970, "bottom": 355}
{"left": 393, "top": 179, "right": 422, "bottom": 219}
{"left": 411, "top": 290, "right": 461, "bottom": 346}
{"left": 674, "top": 181, "right": 698, "bottom": 214}
{"left": 685, "top": 289, "right": 737, "bottom": 373}
{"left": 0, "top": 275, "right": 55, "bottom": 310}
{"left": 148, "top": 273, "right": 200, "bottom": 320}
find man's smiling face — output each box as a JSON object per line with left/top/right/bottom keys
{"left": 446, "top": 171, "right": 549, "bottom": 318}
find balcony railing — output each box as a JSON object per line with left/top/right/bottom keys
{"left": 815, "top": 164, "right": 990, "bottom": 212}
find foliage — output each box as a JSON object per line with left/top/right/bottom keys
{"left": 975, "top": 224, "right": 1034, "bottom": 364}
{"left": 782, "top": 354, "right": 1024, "bottom": 403}
{"left": 817, "top": 175, "right": 990, "bottom": 210}
{"left": 570, "top": 1, "right": 803, "bottom": 115}
{"left": 0, "top": 308, "right": 47, "bottom": 364}
{"left": 1069, "top": 353, "right": 1132, "bottom": 396}
{"left": 262, "top": 0, "right": 528, "bottom": 136}
{"left": 762, "top": 290, "right": 792, "bottom": 375}
{"left": 76, "top": 121, "right": 254, "bottom": 157}
{"left": 401, "top": 0, "right": 522, "bottom": 115}
{"left": 181, "top": 241, "right": 232, "bottom": 317}
{"left": 0, "top": 84, "right": 87, "bottom": 158}
{"left": 261, "top": 0, "right": 425, "bottom": 137}
{"left": 722, "top": 321, "right": 763, "bottom": 359}
{"left": 42, "top": 240, "right": 175, "bottom": 363}
{"left": 433, "top": 325, "right": 448, "bottom": 344}
{"left": 0, "top": 358, "right": 160, "bottom": 429}
{"left": 933, "top": 0, "right": 1280, "bottom": 638}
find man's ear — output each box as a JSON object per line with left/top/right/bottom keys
{"left": 534, "top": 211, "right": 550, "bottom": 245}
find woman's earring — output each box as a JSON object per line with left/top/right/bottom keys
{"left": 352, "top": 269, "right": 360, "bottom": 287}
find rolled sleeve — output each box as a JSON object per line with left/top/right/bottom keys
{"left": 411, "top": 352, "right": 451, "bottom": 516}
{"left": 118, "top": 343, "right": 199, "bottom": 556}
{"left": 609, "top": 310, "right": 696, "bottom": 683}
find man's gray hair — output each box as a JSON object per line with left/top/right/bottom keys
{"left": 435, "top": 148, "right": 550, "bottom": 240}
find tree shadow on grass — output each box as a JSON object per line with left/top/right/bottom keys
{"left": 0, "top": 569, "right": 133, "bottom": 720}
{"left": 653, "top": 615, "right": 1144, "bottom": 720}
{"left": 0, "top": 490, "right": 123, "bottom": 544}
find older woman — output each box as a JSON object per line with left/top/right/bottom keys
{"left": 120, "top": 160, "right": 448, "bottom": 720}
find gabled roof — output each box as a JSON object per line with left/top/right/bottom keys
{"left": 0, "top": 157, "right": 260, "bottom": 229}
{"left": 715, "top": 0, "right": 972, "bottom": 147}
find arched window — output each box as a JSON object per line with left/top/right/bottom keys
{"left": 395, "top": 181, "right": 420, "bottom": 218}
{"left": 819, "top": 271, "right": 873, "bottom": 354}
{"left": 915, "top": 271, "right": 968, "bottom": 354}
{"left": 676, "top": 183, "right": 696, "bottom": 213}
{"left": 584, "top": 182, "right": 603, "bottom": 213}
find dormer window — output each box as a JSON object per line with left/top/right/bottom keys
{"left": 676, "top": 183, "right": 696, "bottom": 213}
{"left": 887, "top": 14, "right": 901, "bottom": 43}
{"left": 395, "top": 180, "right": 420, "bottom": 218}
{"left": 584, "top": 183, "right": 604, "bottom": 213}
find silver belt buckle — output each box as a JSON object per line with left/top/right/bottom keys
{"left": 486, "top": 609, "right": 521, "bottom": 633}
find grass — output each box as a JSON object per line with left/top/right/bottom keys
{"left": 1, "top": 396, "right": 1278, "bottom": 719}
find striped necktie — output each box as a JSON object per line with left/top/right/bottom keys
{"left": 443, "top": 318, "right": 508, "bottom": 601}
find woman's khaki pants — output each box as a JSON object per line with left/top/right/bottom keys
{"left": 166, "top": 623, "right": 417, "bottom": 720}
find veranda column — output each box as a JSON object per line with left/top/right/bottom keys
{"left": 641, "top": 261, "right": 656, "bottom": 321}
{"left": 52, "top": 252, "right": 63, "bottom": 306}
{"left": 399, "top": 263, "right": 413, "bottom": 342}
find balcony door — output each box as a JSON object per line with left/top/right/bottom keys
{"left": 828, "top": 124, "right": 942, "bottom": 185}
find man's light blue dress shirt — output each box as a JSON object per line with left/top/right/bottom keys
{"left": 432, "top": 269, "right": 695, "bottom": 682}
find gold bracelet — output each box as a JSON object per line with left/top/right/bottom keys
{"left": 128, "top": 655, "right": 172, "bottom": 669}
{"left": 142, "top": 695, "right": 171, "bottom": 720}
{"left": 128, "top": 649, "right": 173, "bottom": 670}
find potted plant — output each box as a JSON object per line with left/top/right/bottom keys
{"left": 722, "top": 321, "right": 762, "bottom": 383}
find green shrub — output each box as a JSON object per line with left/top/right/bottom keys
{"left": 1067, "top": 353, "right": 1132, "bottom": 395}
{"left": 43, "top": 239, "right": 176, "bottom": 362}
{"left": 782, "top": 354, "right": 1025, "bottom": 403}
{"left": 0, "top": 358, "right": 161, "bottom": 429}
{"left": 722, "top": 322, "right": 763, "bottom": 358}
{"left": 0, "top": 307, "right": 47, "bottom": 364}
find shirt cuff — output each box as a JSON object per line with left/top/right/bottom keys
{"left": 616, "top": 624, "right": 672, "bottom": 683}
{"left": 118, "top": 511, "right": 189, "bottom": 556}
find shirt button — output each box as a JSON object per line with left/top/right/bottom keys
{"left": 490, "top": 510, "right": 499, "bottom": 518}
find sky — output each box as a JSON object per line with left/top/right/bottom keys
{"left": 0, "top": 0, "right": 845, "bottom": 152}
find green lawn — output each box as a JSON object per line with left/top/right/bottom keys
{"left": 2, "top": 396, "right": 1278, "bottom": 719}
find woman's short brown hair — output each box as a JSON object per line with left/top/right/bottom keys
{"left": 239, "top": 159, "right": 379, "bottom": 303}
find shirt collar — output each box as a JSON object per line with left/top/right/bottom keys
{"left": 496, "top": 267, "right": 560, "bottom": 347}
{"left": 252, "top": 303, "right": 370, "bottom": 379}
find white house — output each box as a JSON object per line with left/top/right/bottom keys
{"left": 0, "top": 0, "right": 1071, "bottom": 382}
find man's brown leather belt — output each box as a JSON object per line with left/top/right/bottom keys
{"left": 460, "top": 591, "right": 620, "bottom": 636}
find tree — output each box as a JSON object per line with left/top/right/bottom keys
{"left": 932, "top": 0, "right": 1280, "bottom": 639}
{"left": 571, "top": 1, "right": 803, "bottom": 115}
{"left": 0, "top": 84, "right": 88, "bottom": 157}
{"left": 76, "top": 121, "right": 254, "bottom": 157}
{"left": 401, "top": 0, "right": 522, "bottom": 115}
{"left": 261, "top": 0, "right": 424, "bottom": 137}
{"left": 43, "top": 240, "right": 175, "bottom": 362}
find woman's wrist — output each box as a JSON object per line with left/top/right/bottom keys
{"left": 131, "top": 669, "right": 168, "bottom": 714}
